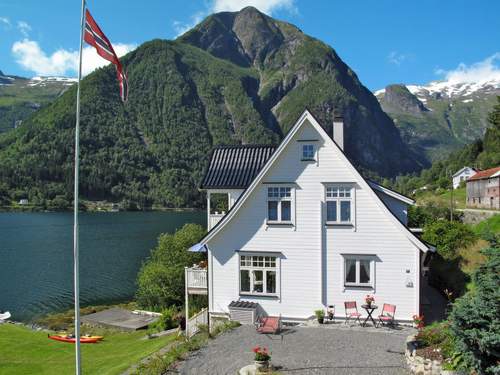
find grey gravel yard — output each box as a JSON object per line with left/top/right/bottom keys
{"left": 171, "top": 323, "right": 413, "bottom": 375}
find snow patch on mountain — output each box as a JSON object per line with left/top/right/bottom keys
{"left": 375, "top": 77, "right": 500, "bottom": 99}
{"left": 29, "top": 76, "right": 77, "bottom": 87}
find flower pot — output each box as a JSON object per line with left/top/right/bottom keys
{"left": 254, "top": 360, "right": 269, "bottom": 370}
{"left": 318, "top": 317, "right": 324, "bottom": 324}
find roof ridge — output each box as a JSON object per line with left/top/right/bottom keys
{"left": 213, "top": 144, "right": 277, "bottom": 149}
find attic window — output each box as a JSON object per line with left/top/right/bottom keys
{"left": 301, "top": 144, "right": 315, "bottom": 161}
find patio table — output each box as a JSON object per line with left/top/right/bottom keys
{"left": 361, "top": 304, "right": 378, "bottom": 327}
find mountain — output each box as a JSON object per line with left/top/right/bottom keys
{"left": 0, "top": 71, "right": 76, "bottom": 133}
{"left": 375, "top": 78, "right": 500, "bottom": 162}
{"left": 390, "top": 96, "right": 500, "bottom": 196}
{"left": 0, "top": 7, "right": 424, "bottom": 209}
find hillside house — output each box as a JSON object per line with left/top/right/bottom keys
{"left": 188, "top": 110, "right": 433, "bottom": 324}
{"left": 466, "top": 167, "right": 500, "bottom": 210}
{"left": 452, "top": 166, "right": 477, "bottom": 189}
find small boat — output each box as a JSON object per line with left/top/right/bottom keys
{"left": 0, "top": 311, "right": 11, "bottom": 321}
{"left": 48, "top": 335, "right": 99, "bottom": 344}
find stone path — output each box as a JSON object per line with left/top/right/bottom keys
{"left": 171, "top": 323, "right": 414, "bottom": 375}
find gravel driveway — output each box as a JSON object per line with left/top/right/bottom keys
{"left": 171, "top": 323, "right": 412, "bottom": 374}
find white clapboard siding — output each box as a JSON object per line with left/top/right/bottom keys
{"left": 207, "top": 118, "right": 421, "bottom": 321}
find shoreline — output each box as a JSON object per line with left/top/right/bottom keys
{"left": 0, "top": 206, "right": 202, "bottom": 213}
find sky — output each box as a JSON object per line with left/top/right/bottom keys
{"left": 0, "top": 0, "right": 499, "bottom": 90}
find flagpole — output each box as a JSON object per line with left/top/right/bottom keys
{"left": 74, "top": 0, "right": 86, "bottom": 374}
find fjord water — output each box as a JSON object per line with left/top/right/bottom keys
{"left": 0, "top": 211, "right": 205, "bottom": 322}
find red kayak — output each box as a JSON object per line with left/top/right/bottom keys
{"left": 48, "top": 335, "right": 99, "bottom": 344}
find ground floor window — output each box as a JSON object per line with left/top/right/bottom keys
{"left": 343, "top": 255, "right": 374, "bottom": 288}
{"left": 240, "top": 255, "right": 278, "bottom": 295}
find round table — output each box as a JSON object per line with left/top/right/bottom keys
{"left": 361, "top": 304, "right": 378, "bottom": 327}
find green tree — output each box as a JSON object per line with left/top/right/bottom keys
{"left": 422, "top": 220, "right": 476, "bottom": 259}
{"left": 449, "top": 248, "right": 500, "bottom": 374}
{"left": 136, "top": 223, "right": 205, "bottom": 310}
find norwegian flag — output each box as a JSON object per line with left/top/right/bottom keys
{"left": 84, "top": 9, "right": 128, "bottom": 102}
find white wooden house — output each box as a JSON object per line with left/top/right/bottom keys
{"left": 452, "top": 167, "right": 477, "bottom": 189}
{"left": 189, "top": 110, "right": 433, "bottom": 323}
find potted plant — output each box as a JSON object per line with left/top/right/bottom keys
{"left": 252, "top": 346, "right": 271, "bottom": 370}
{"left": 365, "top": 295, "right": 375, "bottom": 307}
{"left": 314, "top": 309, "right": 324, "bottom": 324}
{"left": 412, "top": 314, "right": 424, "bottom": 330}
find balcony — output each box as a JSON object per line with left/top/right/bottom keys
{"left": 208, "top": 212, "right": 225, "bottom": 230}
{"left": 185, "top": 267, "right": 207, "bottom": 295}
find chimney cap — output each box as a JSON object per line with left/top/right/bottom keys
{"left": 333, "top": 115, "right": 343, "bottom": 121}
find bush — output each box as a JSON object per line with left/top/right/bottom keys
{"left": 449, "top": 248, "right": 500, "bottom": 374}
{"left": 422, "top": 220, "right": 476, "bottom": 259}
{"left": 416, "top": 321, "right": 455, "bottom": 359}
{"left": 151, "top": 306, "right": 180, "bottom": 332}
{"left": 136, "top": 224, "right": 206, "bottom": 310}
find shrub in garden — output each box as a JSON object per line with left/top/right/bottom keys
{"left": 449, "top": 248, "right": 500, "bottom": 374}
{"left": 153, "top": 306, "right": 180, "bottom": 331}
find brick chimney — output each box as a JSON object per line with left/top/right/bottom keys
{"left": 333, "top": 115, "right": 344, "bottom": 150}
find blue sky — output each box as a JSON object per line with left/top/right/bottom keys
{"left": 1, "top": 0, "right": 499, "bottom": 90}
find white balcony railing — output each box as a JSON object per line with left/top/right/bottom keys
{"left": 186, "top": 268, "right": 207, "bottom": 290}
{"left": 208, "top": 213, "right": 225, "bottom": 230}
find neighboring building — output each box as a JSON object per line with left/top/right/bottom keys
{"left": 18, "top": 199, "right": 28, "bottom": 205}
{"left": 452, "top": 167, "right": 477, "bottom": 189}
{"left": 466, "top": 167, "right": 500, "bottom": 210}
{"left": 188, "top": 110, "right": 432, "bottom": 324}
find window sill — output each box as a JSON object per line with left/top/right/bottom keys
{"left": 343, "top": 284, "right": 374, "bottom": 289}
{"left": 301, "top": 158, "right": 316, "bottom": 162}
{"left": 266, "top": 221, "right": 294, "bottom": 226}
{"left": 325, "top": 222, "right": 353, "bottom": 227}
{"left": 239, "top": 292, "right": 279, "bottom": 298}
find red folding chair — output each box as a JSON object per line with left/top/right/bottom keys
{"left": 377, "top": 303, "right": 396, "bottom": 327}
{"left": 344, "top": 301, "right": 362, "bottom": 325}
{"left": 256, "top": 315, "right": 282, "bottom": 341}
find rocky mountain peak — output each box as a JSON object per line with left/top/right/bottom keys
{"left": 179, "top": 7, "right": 288, "bottom": 67}
{"left": 382, "top": 84, "right": 428, "bottom": 115}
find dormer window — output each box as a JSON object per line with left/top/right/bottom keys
{"left": 267, "top": 187, "right": 293, "bottom": 224}
{"left": 301, "top": 144, "right": 315, "bottom": 161}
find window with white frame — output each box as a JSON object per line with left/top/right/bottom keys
{"left": 343, "top": 255, "right": 374, "bottom": 287}
{"left": 240, "top": 255, "right": 278, "bottom": 295}
{"left": 326, "top": 185, "right": 353, "bottom": 224}
{"left": 301, "top": 144, "right": 315, "bottom": 160}
{"left": 267, "top": 187, "right": 292, "bottom": 223}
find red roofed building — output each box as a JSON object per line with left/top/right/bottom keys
{"left": 466, "top": 166, "right": 500, "bottom": 210}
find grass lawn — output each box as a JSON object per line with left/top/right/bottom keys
{"left": 0, "top": 324, "right": 176, "bottom": 375}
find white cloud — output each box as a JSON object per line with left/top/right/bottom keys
{"left": 435, "top": 53, "right": 500, "bottom": 84}
{"left": 387, "top": 51, "right": 407, "bottom": 66}
{"left": 212, "top": 0, "right": 297, "bottom": 14}
{"left": 173, "top": 11, "right": 205, "bottom": 37}
{"left": 0, "top": 16, "right": 11, "bottom": 28}
{"left": 12, "top": 38, "right": 136, "bottom": 77}
{"left": 172, "top": 0, "right": 297, "bottom": 37}
{"left": 17, "top": 21, "right": 31, "bottom": 37}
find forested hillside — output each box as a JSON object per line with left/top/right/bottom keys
{"left": 0, "top": 72, "right": 75, "bottom": 133}
{"left": 0, "top": 7, "right": 424, "bottom": 209}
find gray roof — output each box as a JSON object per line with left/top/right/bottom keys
{"left": 228, "top": 300, "right": 259, "bottom": 309}
{"left": 200, "top": 145, "right": 276, "bottom": 189}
